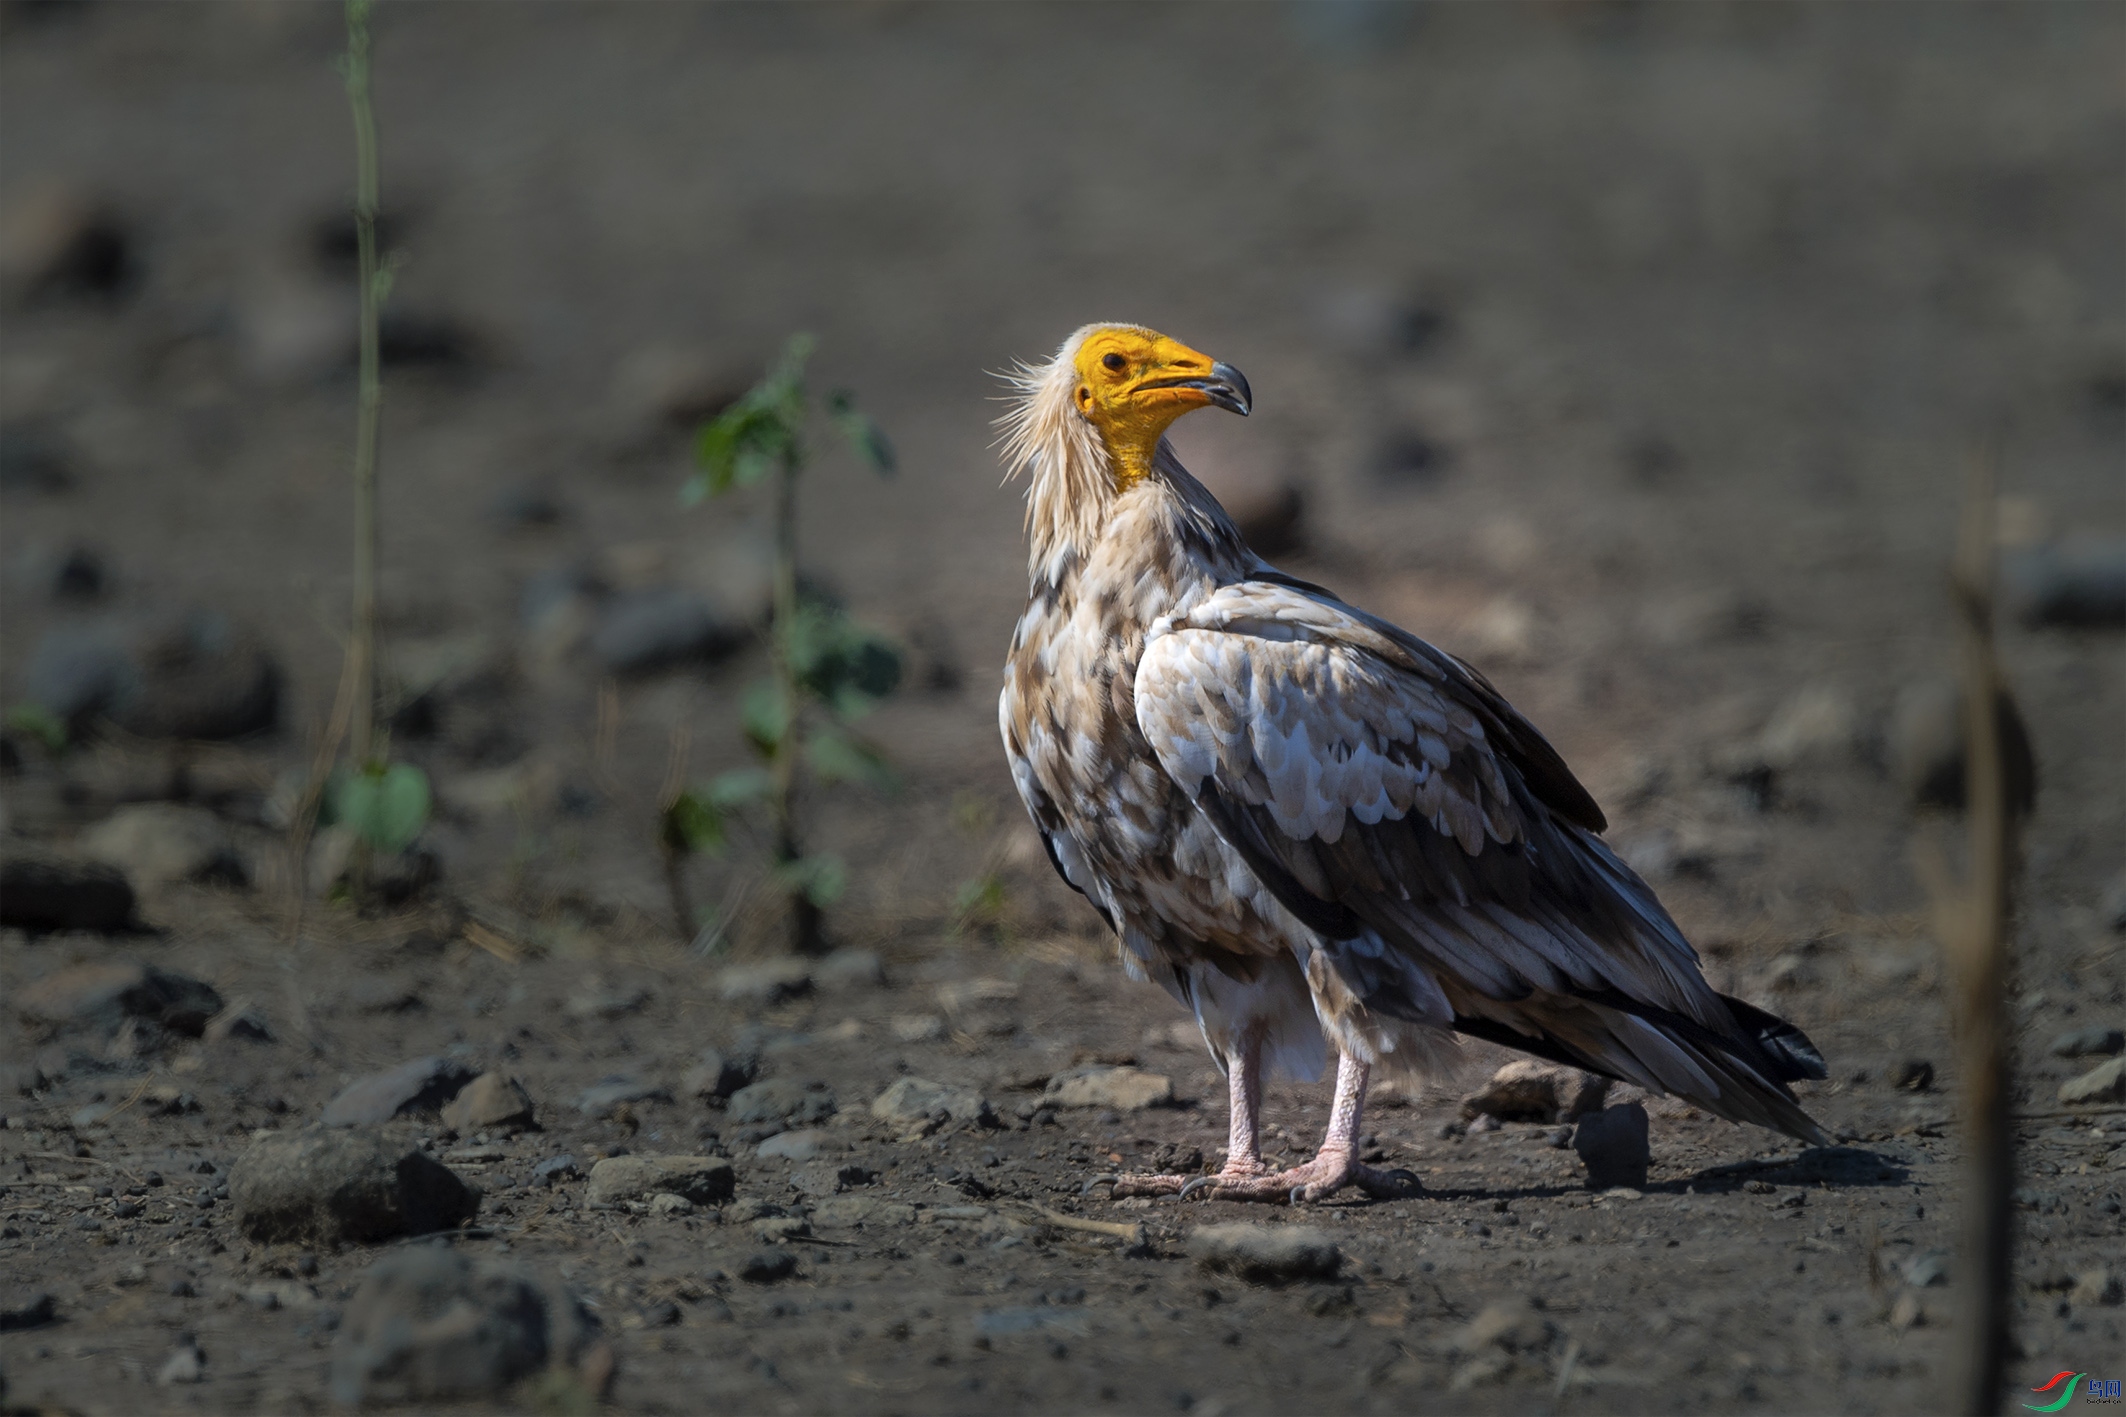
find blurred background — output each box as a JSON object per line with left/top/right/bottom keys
{"left": 1, "top": 3, "right": 2122, "bottom": 1408}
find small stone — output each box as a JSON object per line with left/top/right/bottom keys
{"left": 1044, "top": 1066, "right": 1173, "bottom": 1112}
{"left": 589, "top": 588, "right": 742, "bottom": 676}
{"left": 890, "top": 1014, "right": 945, "bottom": 1042}
{"left": 1453, "top": 1298, "right": 1556, "bottom": 1355}
{"left": 717, "top": 959, "right": 813, "bottom": 1007}
{"left": 1572, "top": 1102, "right": 1651, "bottom": 1191}
{"left": 681, "top": 1048, "right": 757, "bottom": 1101}
{"left": 2102, "top": 872, "right": 2126, "bottom": 933}
{"left": 1885, "top": 678, "right": 2037, "bottom": 814}
{"left": 1903, "top": 1251, "right": 1949, "bottom": 1288}
{"left": 2003, "top": 540, "right": 2126, "bottom": 629}
{"left": 320, "top": 1056, "right": 479, "bottom": 1127}
{"left": 0, "top": 852, "right": 138, "bottom": 932}
{"left": 80, "top": 804, "right": 246, "bottom": 892}
{"left": 230, "top": 1129, "right": 480, "bottom": 1245}
{"left": 936, "top": 978, "right": 1018, "bottom": 1013}
{"left": 530, "top": 1154, "right": 580, "bottom": 1187}
{"left": 752, "top": 1216, "right": 809, "bottom": 1243}
{"left": 756, "top": 1129, "right": 833, "bottom": 1162}
{"left": 2050, "top": 1027, "right": 2125, "bottom": 1059}
{"left": 727, "top": 1078, "right": 836, "bottom": 1127}
{"left": 565, "top": 985, "right": 650, "bottom": 1021}
{"left": 2068, "top": 1268, "right": 2121, "bottom": 1307}
{"left": 17, "top": 959, "right": 222, "bottom": 1040}
{"left": 813, "top": 948, "right": 885, "bottom": 991}
{"left": 647, "top": 1192, "right": 693, "bottom": 1217}
{"left": 328, "top": 1248, "right": 603, "bottom": 1407}
{"left": 1756, "top": 684, "right": 1857, "bottom": 769}
{"left": 24, "top": 613, "right": 282, "bottom": 742}
{"left": 1460, "top": 1060, "right": 1610, "bottom": 1124}
{"left": 0, "top": 1291, "right": 56, "bottom": 1331}
{"left": 572, "top": 1077, "right": 670, "bottom": 1117}
{"left": 1888, "top": 1291, "right": 1926, "bottom": 1329}
{"left": 2060, "top": 1058, "right": 2126, "bottom": 1106}
{"left": 870, "top": 1077, "right": 993, "bottom": 1127}
{"left": 0, "top": 182, "right": 132, "bottom": 300}
{"left": 156, "top": 1343, "right": 205, "bottom": 1385}
{"left": 722, "top": 1198, "right": 781, "bottom": 1225}
{"left": 584, "top": 1156, "right": 734, "bottom": 1207}
{"left": 1890, "top": 1059, "right": 1935, "bottom": 1093}
{"left": 1188, "top": 1224, "right": 1342, "bottom": 1285}
{"left": 811, "top": 1196, "right": 915, "bottom": 1230}
{"left": 738, "top": 1250, "right": 796, "bottom": 1283}
{"left": 439, "top": 1072, "right": 537, "bottom": 1136}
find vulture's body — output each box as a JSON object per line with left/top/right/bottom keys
{"left": 999, "top": 323, "right": 1825, "bottom": 1201}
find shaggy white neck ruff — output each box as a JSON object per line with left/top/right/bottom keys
{"left": 996, "top": 324, "right": 1136, "bottom": 587}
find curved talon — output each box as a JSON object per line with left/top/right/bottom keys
{"left": 1177, "top": 1175, "right": 1219, "bottom": 1201}
{"left": 1081, "top": 1174, "right": 1119, "bottom": 1195}
{"left": 1288, "top": 1185, "right": 1308, "bottom": 1207}
{"left": 1386, "top": 1168, "right": 1421, "bottom": 1192}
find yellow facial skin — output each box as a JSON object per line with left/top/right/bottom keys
{"left": 1070, "top": 327, "right": 1250, "bottom": 488}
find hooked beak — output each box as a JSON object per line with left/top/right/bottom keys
{"left": 1136, "top": 359, "right": 1252, "bottom": 417}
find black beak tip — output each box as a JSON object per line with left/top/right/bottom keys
{"left": 1210, "top": 360, "right": 1252, "bottom": 416}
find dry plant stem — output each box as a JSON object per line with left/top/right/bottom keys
{"left": 345, "top": 0, "right": 382, "bottom": 777}
{"left": 1942, "top": 449, "right": 2019, "bottom": 1416}
{"left": 658, "top": 721, "right": 694, "bottom": 943}
{"left": 771, "top": 451, "right": 824, "bottom": 954}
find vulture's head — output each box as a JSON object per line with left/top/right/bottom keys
{"left": 1000, "top": 323, "right": 1252, "bottom": 566}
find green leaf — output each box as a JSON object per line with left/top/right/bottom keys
{"left": 741, "top": 680, "right": 790, "bottom": 756}
{"left": 334, "top": 761, "right": 430, "bottom": 854}
{"left": 660, "top": 789, "right": 724, "bottom": 855}
{"left": 773, "top": 853, "right": 845, "bottom": 908}
{"left": 828, "top": 391, "right": 896, "bottom": 476}
{"left": 952, "top": 872, "right": 1008, "bottom": 930}
{"left": 5, "top": 703, "right": 68, "bottom": 753}
{"left": 805, "top": 726, "right": 893, "bottom": 789}
{"left": 707, "top": 767, "right": 773, "bottom": 809}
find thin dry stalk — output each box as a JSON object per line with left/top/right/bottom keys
{"left": 1929, "top": 449, "right": 2022, "bottom": 1415}
{"left": 344, "top": 0, "right": 383, "bottom": 776}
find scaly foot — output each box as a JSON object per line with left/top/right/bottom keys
{"left": 1101, "top": 1159, "right": 1268, "bottom": 1199}
{"left": 1192, "top": 1150, "right": 1421, "bottom": 1204}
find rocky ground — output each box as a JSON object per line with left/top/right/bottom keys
{"left": 3, "top": 3, "right": 2124, "bottom": 1414}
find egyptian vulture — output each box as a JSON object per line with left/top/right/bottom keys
{"left": 998, "top": 323, "right": 1826, "bottom": 1203}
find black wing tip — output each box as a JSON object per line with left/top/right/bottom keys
{"left": 1720, "top": 993, "right": 1829, "bottom": 1082}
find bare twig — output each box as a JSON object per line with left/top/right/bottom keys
{"left": 344, "top": 0, "right": 383, "bottom": 778}
{"left": 1021, "top": 1202, "right": 1145, "bottom": 1244}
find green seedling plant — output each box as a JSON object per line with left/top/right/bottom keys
{"left": 664, "top": 335, "right": 899, "bottom": 954}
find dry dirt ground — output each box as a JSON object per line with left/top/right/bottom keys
{"left": 2, "top": 3, "right": 2123, "bottom": 1414}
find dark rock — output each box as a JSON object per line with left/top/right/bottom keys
{"left": 1891, "top": 1059, "right": 1935, "bottom": 1093}
{"left": 588, "top": 588, "right": 743, "bottom": 676}
{"left": 0, "top": 1291, "right": 56, "bottom": 1331}
{"left": 717, "top": 958, "right": 812, "bottom": 1006}
{"left": 50, "top": 544, "right": 104, "bottom": 600}
{"left": 0, "top": 851, "right": 138, "bottom": 932}
{"left": 155, "top": 1341, "right": 205, "bottom": 1385}
{"left": 229, "top": 1128, "right": 480, "bottom": 1245}
{"left": 487, "top": 481, "right": 566, "bottom": 531}
{"left": 439, "top": 1072, "right": 537, "bottom": 1135}
{"left": 80, "top": 804, "right": 247, "bottom": 892}
{"left": 1572, "top": 1102, "right": 1651, "bottom": 1190}
{"left": 23, "top": 613, "right": 281, "bottom": 741}
{"left": 572, "top": 1076, "right": 671, "bottom": 1117}
{"left": 0, "top": 418, "right": 74, "bottom": 493}
{"left": 17, "top": 960, "right": 221, "bottom": 1039}
{"left": 329, "top": 1247, "right": 604, "bottom": 1407}
{"left": 1188, "top": 1224, "right": 1342, "bottom": 1284}
{"left": 727, "top": 1078, "right": 837, "bottom": 1127}
{"left": 583, "top": 1156, "right": 734, "bottom": 1207}
{"left": 813, "top": 948, "right": 885, "bottom": 991}
{"left": 378, "top": 309, "right": 481, "bottom": 368}
{"left": 2102, "top": 872, "right": 2126, "bottom": 933}
{"left": 1887, "top": 678, "right": 2037, "bottom": 815}
{"left": 2004, "top": 541, "right": 2126, "bottom": 628}
{"left": 321, "top": 1057, "right": 479, "bottom": 1127}
{"left": 738, "top": 1250, "right": 796, "bottom": 1283}
{"left": 2050, "top": 1026, "right": 2125, "bottom": 1059}
{"left": 1460, "top": 1061, "right": 1609, "bottom": 1124}
{"left": 681, "top": 1047, "right": 757, "bottom": 1101}
{"left": 0, "top": 183, "right": 133, "bottom": 300}
{"left": 531, "top": 1154, "right": 580, "bottom": 1187}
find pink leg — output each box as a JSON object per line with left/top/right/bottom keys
{"left": 1107, "top": 1024, "right": 1268, "bottom": 1197}
{"left": 1193, "top": 1054, "right": 1421, "bottom": 1204}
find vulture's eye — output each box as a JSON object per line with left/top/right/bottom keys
{"left": 1101, "top": 352, "right": 1126, "bottom": 372}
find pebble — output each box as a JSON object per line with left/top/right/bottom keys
{"left": 16, "top": 959, "right": 222, "bottom": 1041}
{"left": 228, "top": 1128, "right": 480, "bottom": 1245}
{"left": 2060, "top": 1058, "right": 2126, "bottom": 1106}
{"left": 889, "top": 1014, "right": 945, "bottom": 1042}
{"left": 320, "top": 1056, "right": 480, "bottom": 1127}
{"left": 24, "top": 612, "right": 282, "bottom": 741}
{"left": 572, "top": 1077, "right": 671, "bottom": 1117}
{"left": 2050, "top": 1026, "right": 2125, "bottom": 1059}
{"left": 1452, "top": 1298, "right": 1557, "bottom": 1355}
{"left": 0, "top": 182, "right": 132, "bottom": 299}
{"left": 0, "top": 851, "right": 138, "bottom": 932}
{"left": 727, "top": 1078, "right": 837, "bottom": 1127}
{"left": 1888, "top": 1291, "right": 1926, "bottom": 1329}
{"left": 79, "top": 803, "right": 246, "bottom": 893}
{"left": 870, "top": 1077, "right": 993, "bottom": 1127}
{"left": 811, "top": 1196, "right": 916, "bottom": 1230}
{"left": 564, "top": 985, "right": 650, "bottom": 1021}
{"left": 2069, "top": 1268, "right": 2121, "bottom": 1307}
{"left": 1460, "top": 1060, "right": 1610, "bottom": 1124}
{"left": 438, "top": 1072, "right": 537, "bottom": 1135}
{"left": 681, "top": 1047, "right": 757, "bottom": 1101}
{"left": 1187, "top": 1224, "right": 1342, "bottom": 1284}
{"left": 155, "top": 1342, "right": 206, "bottom": 1385}
{"left": 583, "top": 1156, "right": 735, "bottom": 1207}
{"left": 757, "top": 1128, "right": 834, "bottom": 1162}
{"left": 647, "top": 1192, "right": 694, "bottom": 1217}
{"left": 0, "top": 1291, "right": 56, "bottom": 1331}
{"left": 1890, "top": 1059, "right": 1935, "bottom": 1093}
{"left": 813, "top": 948, "right": 886, "bottom": 991}
{"left": 1044, "top": 1066, "right": 1173, "bottom": 1112}
{"left": 2003, "top": 540, "right": 2126, "bottom": 628}
{"left": 531, "top": 1154, "right": 580, "bottom": 1187}
{"left": 1572, "top": 1102, "right": 1651, "bottom": 1191}
{"left": 717, "top": 959, "right": 813, "bottom": 1007}
{"left": 329, "top": 1248, "right": 603, "bottom": 1407}
{"left": 753, "top": 1216, "right": 809, "bottom": 1243}
{"left": 1885, "top": 678, "right": 2037, "bottom": 814}
{"left": 738, "top": 1250, "right": 797, "bottom": 1283}
{"left": 589, "top": 588, "right": 743, "bottom": 676}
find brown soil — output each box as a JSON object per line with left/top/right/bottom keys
{"left": 2, "top": 4, "right": 2121, "bottom": 1414}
